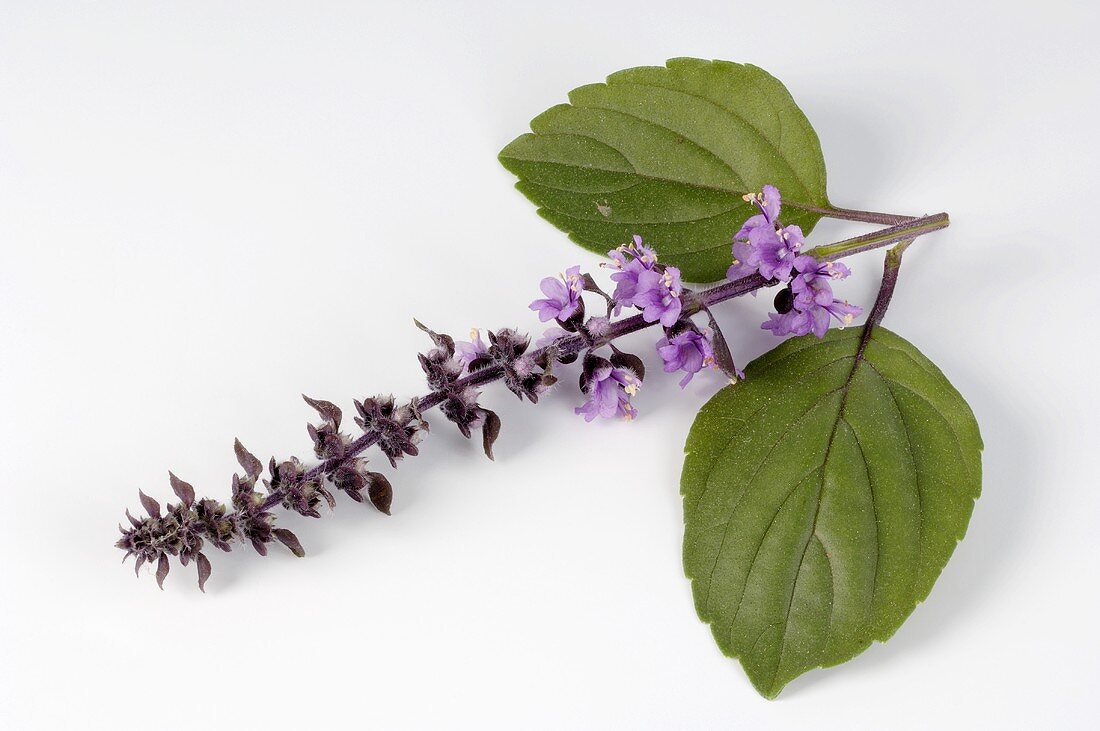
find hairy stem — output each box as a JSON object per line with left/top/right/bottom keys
{"left": 865, "top": 241, "right": 909, "bottom": 331}
{"left": 789, "top": 202, "right": 915, "bottom": 226}
{"left": 849, "top": 240, "right": 911, "bottom": 368}
{"left": 809, "top": 212, "right": 948, "bottom": 260}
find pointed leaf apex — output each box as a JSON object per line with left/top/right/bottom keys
{"left": 138, "top": 490, "right": 161, "bottom": 518}
{"left": 481, "top": 408, "right": 501, "bottom": 461}
{"left": 196, "top": 552, "right": 212, "bottom": 592}
{"left": 168, "top": 471, "right": 195, "bottom": 506}
{"left": 155, "top": 554, "right": 170, "bottom": 589}
{"left": 302, "top": 394, "right": 342, "bottom": 428}
{"left": 234, "top": 438, "right": 263, "bottom": 479}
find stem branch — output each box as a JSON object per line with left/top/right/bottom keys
{"left": 788, "top": 202, "right": 916, "bottom": 226}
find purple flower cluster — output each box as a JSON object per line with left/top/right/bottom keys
{"left": 657, "top": 326, "right": 716, "bottom": 388}
{"left": 728, "top": 185, "right": 862, "bottom": 337}
{"left": 762, "top": 258, "right": 861, "bottom": 337}
{"left": 607, "top": 236, "right": 683, "bottom": 326}
{"left": 576, "top": 353, "right": 641, "bottom": 422}
{"left": 523, "top": 232, "right": 748, "bottom": 418}
{"left": 119, "top": 182, "right": 870, "bottom": 590}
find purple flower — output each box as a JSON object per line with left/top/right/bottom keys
{"left": 529, "top": 265, "right": 584, "bottom": 322}
{"left": 762, "top": 256, "right": 862, "bottom": 338}
{"left": 656, "top": 328, "right": 716, "bottom": 387}
{"left": 575, "top": 358, "right": 640, "bottom": 422}
{"left": 757, "top": 224, "right": 804, "bottom": 281}
{"left": 456, "top": 329, "right": 489, "bottom": 369}
{"left": 535, "top": 326, "right": 570, "bottom": 349}
{"left": 633, "top": 266, "right": 683, "bottom": 327}
{"left": 607, "top": 235, "right": 658, "bottom": 308}
{"left": 763, "top": 299, "right": 860, "bottom": 338}
{"left": 734, "top": 184, "right": 782, "bottom": 239}
{"left": 813, "top": 299, "right": 862, "bottom": 335}
{"left": 761, "top": 308, "right": 814, "bottom": 337}
{"left": 727, "top": 186, "right": 803, "bottom": 282}
{"left": 790, "top": 256, "right": 851, "bottom": 306}
{"left": 727, "top": 238, "right": 763, "bottom": 279}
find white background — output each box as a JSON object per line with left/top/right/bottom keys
{"left": 1, "top": 1, "right": 1097, "bottom": 728}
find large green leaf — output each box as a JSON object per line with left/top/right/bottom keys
{"left": 499, "top": 58, "right": 829, "bottom": 282}
{"left": 681, "top": 327, "right": 982, "bottom": 698}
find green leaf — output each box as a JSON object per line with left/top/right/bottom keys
{"left": 681, "top": 327, "right": 982, "bottom": 698}
{"left": 499, "top": 58, "right": 829, "bottom": 282}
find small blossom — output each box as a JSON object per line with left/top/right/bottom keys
{"left": 485, "top": 328, "right": 554, "bottom": 402}
{"left": 656, "top": 328, "right": 716, "bottom": 387}
{"left": 727, "top": 238, "right": 763, "bottom": 280}
{"left": 575, "top": 356, "right": 640, "bottom": 422}
{"left": 440, "top": 384, "right": 483, "bottom": 438}
{"left": 738, "top": 184, "right": 782, "bottom": 232}
{"left": 757, "top": 224, "right": 804, "bottom": 281}
{"left": 456, "top": 329, "right": 489, "bottom": 369}
{"left": 529, "top": 265, "right": 584, "bottom": 322}
{"left": 607, "top": 235, "right": 658, "bottom": 308}
{"left": 727, "top": 185, "right": 803, "bottom": 282}
{"left": 790, "top": 255, "right": 851, "bottom": 306}
{"left": 812, "top": 298, "right": 862, "bottom": 336}
{"left": 761, "top": 266, "right": 862, "bottom": 338}
{"left": 415, "top": 321, "right": 464, "bottom": 390}
{"left": 193, "top": 497, "right": 234, "bottom": 552}
{"left": 760, "top": 308, "right": 814, "bottom": 337}
{"left": 633, "top": 266, "right": 683, "bottom": 327}
{"left": 535, "top": 326, "right": 570, "bottom": 348}
{"left": 266, "top": 456, "right": 335, "bottom": 519}
{"left": 307, "top": 420, "right": 348, "bottom": 461}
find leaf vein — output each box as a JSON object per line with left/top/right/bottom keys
{"left": 615, "top": 79, "right": 815, "bottom": 199}
{"left": 689, "top": 351, "right": 858, "bottom": 517}
{"left": 866, "top": 362, "right": 973, "bottom": 485}
{"left": 570, "top": 102, "right": 750, "bottom": 189}
{"left": 842, "top": 417, "right": 881, "bottom": 616}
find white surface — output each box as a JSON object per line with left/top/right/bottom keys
{"left": 1, "top": 1, "right": 1097, "bottom": 728}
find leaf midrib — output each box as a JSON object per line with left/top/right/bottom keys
{"left": 603, "top": 79, "right": 816, "bottom": 200}
{"left": 501, "top": 132, "right": 829, "bottom": 216}
{"left": 756, "top": 328, "right": 876, "bottom": 695}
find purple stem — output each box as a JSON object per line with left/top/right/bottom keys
{"left": 848, "top": 240, "right": 911, "bottom": 368}
{"left": 294, "top": 212, "right": 948, "bottom": 487}
{"left": 790, "top": 202, "right": 915, "bottom": 226}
